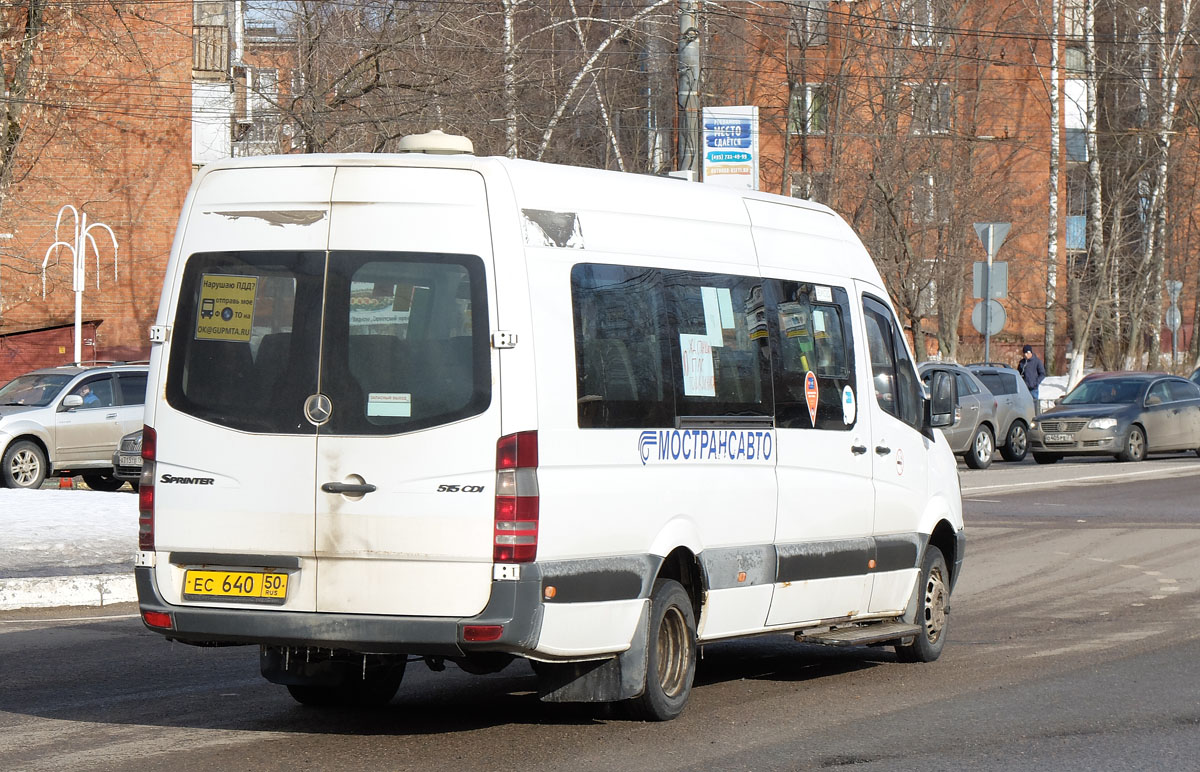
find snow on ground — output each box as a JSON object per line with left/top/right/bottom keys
{"left": 0, "top": 488, "right": 137, "bottom": 579}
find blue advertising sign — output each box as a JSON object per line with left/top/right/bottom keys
{"left": 702, "top": 106, "right": 759, "bottom": 190}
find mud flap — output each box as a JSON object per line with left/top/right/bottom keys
{"left": 536, "top": 601, "right": 649, "bottom": 703}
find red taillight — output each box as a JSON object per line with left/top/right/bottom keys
{"left": 142, "top": 610, "right": 172, "bottom": 629}
{"left": 462, "top": 624, "right": 504, "bottom": 642}
{"left": 138, "top": 425, "right": 156, "bottom": 551}
{"left": 494, "top": 431, "right": 539, "bottom": 563}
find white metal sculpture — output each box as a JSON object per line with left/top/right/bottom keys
{"left": 41, "top": 205, "right": 118, "bottom": 364}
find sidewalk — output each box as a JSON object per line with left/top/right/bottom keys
{"left": 0, "top": 486, "right": 138, "bottom": 611}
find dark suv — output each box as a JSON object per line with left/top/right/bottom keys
{"left": 0, "top": 363, "right": 148, "bottom": 490}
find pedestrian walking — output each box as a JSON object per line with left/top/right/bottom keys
{"left": 1018, "top": 344, "right": 1046, "bottom": 413}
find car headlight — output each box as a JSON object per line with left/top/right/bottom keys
{"left": 1087, "top": 417, "right": 1118, "bottom": 430}
{"left": 1030, "top": 420, "right": 1038, "bottom": 430}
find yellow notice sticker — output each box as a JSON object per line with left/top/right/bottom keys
{"left": 195, "top": 274, "right": 258, "bottom": 342}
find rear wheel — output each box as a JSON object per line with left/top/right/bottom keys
{"left": 2, "top": 441, "right": 47, "bottom": 489}
{"left": 964, "top": 425, "right": 994, "bottom": 469}
{"left": 1000, "top": 421, "right": 1029, "bottom": 462}
{"left": 627, "top": 579, "right": 696, "bottom": 721}
{"left": 82, "top": 472, "right": 126, "bottom": 492}
{"left": 1033, "top": 452, "right": 1061, "bottom": 465}
{"left": 895, "top": 546, "right": 949, "bottom": 663}
{"left": 1116, "top": 425, "right": 1146, "bottom": 462}
{"left": 286, "top": 661, "right": 406, "bottom": 707}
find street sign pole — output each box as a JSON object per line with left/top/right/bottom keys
{"left": 973, "top": 222, "right": 1011, "bottom": 363}
{"left": 1166, "top": 280, "right": 1183, "bottom": 366}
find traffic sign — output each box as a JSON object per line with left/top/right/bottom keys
{"left": 971, "top": 300, "right": 1006, "bottom": 336}
{"left": 1166, "top": 305, "right": 1182, "bottom": 332}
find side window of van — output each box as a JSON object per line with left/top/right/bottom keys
{"left": 664, "top": 273, "right": 772, "bottom": 419}
{"left": 572, "top": 264, "right": 673, "bottom": 428}
{"left": 766, "top": 280, "right": 857, "bottom": 430}
{"left": 863, "top": 296, "right": 922, "bottom": 430}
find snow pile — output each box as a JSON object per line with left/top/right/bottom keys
{"left": 0, "top": 488, "right": 138, "bottom": 579}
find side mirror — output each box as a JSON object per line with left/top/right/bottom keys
{"left": 61, "top": 394, "right": 83, "bottom": 410}
{"left": 926, "top": 370, "right": 956, "bottom": 429}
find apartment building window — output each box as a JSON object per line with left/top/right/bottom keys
{"left": 911, "top": 83, "right": 952, "bottom": 134}
{"left": 790, "top": 1, "right": 829, "bottom": 47}
{"left": 1066, "top": 164, "right": 1087, "bottom": 251}
{"left": 1064, "top": 0, "right": 1085, "bottom": 38}
{"left": 789, "top": 84, "right": 829, "bottom": 135}
{"left": 253, "top": 69, "right": 279, "bottom": 110}
{"left": 904, "top": 0, "right": 944, "bottom": 47}
{"left": 790, "top": 170, "right": 831, "bottom": 203}
{"left": 912, "top": 172, "right": 946, "bottom": 224}
{"left": 1063, "top": 46, "right": 1085, "bottom": 73}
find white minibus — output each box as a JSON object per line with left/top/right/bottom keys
{"left": 136, "top": 132, "right": 963, "bottom": 721}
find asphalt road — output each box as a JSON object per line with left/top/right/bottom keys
{"left": 1, "top": 457, "right": 1198, "bottom": 771}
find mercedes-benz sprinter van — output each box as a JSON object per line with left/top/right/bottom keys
{"left": 136, "top": 132, "right": 963, "bottom": 721}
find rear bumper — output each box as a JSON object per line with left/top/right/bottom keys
{"left": 135, "top": 565, "right": 545, "bottom": 657}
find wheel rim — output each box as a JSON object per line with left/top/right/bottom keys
{"left": 1129, "top": 429, "right": 1144, "bottom": 460}
{"left": 975, "top": 431, "right": 993, "bottom": 463}
{"left": 9, "top": 448, "right": 40, "bottom": 487}
{"left": 655, "top": 606, "right": 690, "bottom": 699}
{"left": 1009, "top": 425, "right": 1027, "bottom": 456}
{"left": 922, "top": 565, "right": 948, "bottom": 644}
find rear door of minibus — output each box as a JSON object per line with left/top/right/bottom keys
{"left": 312, "top": 166, "right": 501, "bottom": 617}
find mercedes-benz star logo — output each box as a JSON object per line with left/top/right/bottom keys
{"left": 304, "top": 393, "right": 332, "bottom": 425}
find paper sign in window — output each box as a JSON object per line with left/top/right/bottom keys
{"left": 368, "top": 392, "right": 412, "bottom": 417}
{"left": 679, "top": 334, "right": 716, "bottom": 397}
{"left": 701, "top": 287, "right": 724, "bottom": 347}
{"left": 195, "top": 274, "right": 257, "bottom": 342}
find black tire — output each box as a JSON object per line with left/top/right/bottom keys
{"left": 82, "top": 472, "right": 127, "bottom": 492}
{"left": 895, "top": 546, "right": 950, "bottom": 663}
{"left": 2, "top": 440, "right": 47, "bottom": 489}
{"left": 1000, "top": 421, "right": 1029, "bottom": 462}
{"left": 286, "top": 660, "right": 406, "bottom": 707}
{"left": 1033, "top": 452, "right": 1061, "bottom": 465}
{"left": 963, "top": 425, "right": 994, "bottom": 469}
{"left": 627, "top": 579, "right": 696, "bottom": 722}
{"left": 1116, "top": 425, "right": 1146, "bottom": 462}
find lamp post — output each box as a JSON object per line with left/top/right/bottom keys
{"left": 41, "top": 205, "right": 118, "bottom": 364}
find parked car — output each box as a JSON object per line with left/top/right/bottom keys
{"left": 966, "top": 363, "right": 1038, "bottom": 462}
{"left": 1029, "top": 373, "right": 1200, "bottom": 463}
{"left": 111, "top": 428, "right": 143, "bottom": 489}
{"left": 1190, "top": 366, "right": 1199, "bottom": 387}
{"left": 0, "top": 363, "right": 148, "bottom": 489}
{"left": 919, "top": 361, "right": 1003, "bottom": 468}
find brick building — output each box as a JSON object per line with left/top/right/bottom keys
{"left": 710, "top": 0, "right": 1199, "bottom": 372}
{"left": 0, "top": 1, "right": 193, "bottom": 365}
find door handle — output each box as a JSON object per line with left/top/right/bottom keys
{"left": 851, "top": 444, "right": 868, "bottom": 455}
{"left": 321, "top": 481, "right": 377, "bottom": 495}
{"left": 105, "top": 412, "right": 118, "bottom": 420}
{"left": 875, "top": 445, "right": 892, "bottom": 456}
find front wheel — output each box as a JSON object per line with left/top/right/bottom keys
{"left": 1116, "top": 425, "right": 1146, "bottom": 462}
{"left": 895, "top": 546, "right": 950, "bottom": 663}
{"left": 964, "top": 425, "right": 994, "bottom": 469}
{"left": 1000, "top": 422, "right": 1029, "bottom": 462}
{"left": 3, "top": 441, "right": 47, "bottom": 489}
{"left": 626, "top": 579, "right": 696, "bottom": 722}
{"left": 82, "top": 472, "right": 127, "bottom": 492}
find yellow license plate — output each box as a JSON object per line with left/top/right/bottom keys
{"left": 183, "top": 570, "right": 289, "bottom": 601}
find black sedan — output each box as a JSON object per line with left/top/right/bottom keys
{"left": 1029, "top": 373, "right": 1200, "bottom": 463}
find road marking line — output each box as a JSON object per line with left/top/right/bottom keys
{"left": 1, "top": 613, "right": 139, "bottom": 624}
{"left": 962, "top": 464, "right": 1200, "bottom": 494}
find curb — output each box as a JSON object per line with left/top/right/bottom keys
{"left": 0, "top": 573, "right": 136, "bottom": 611}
